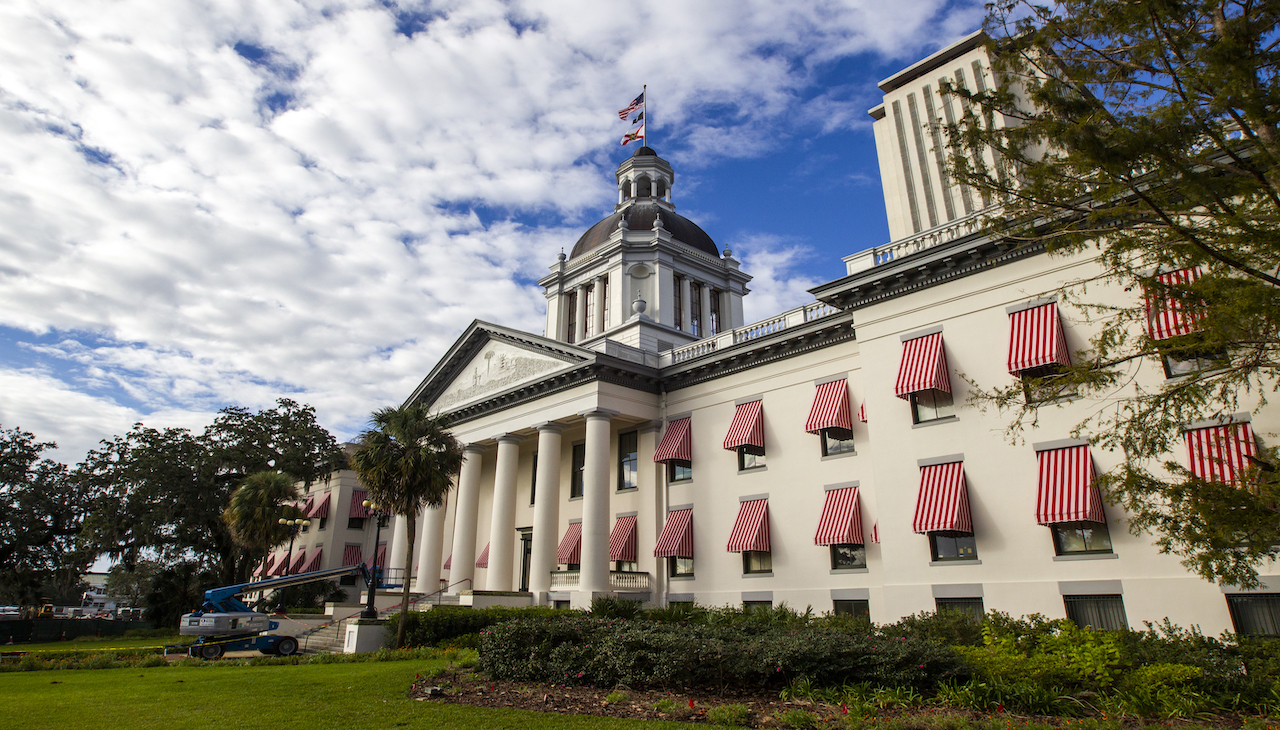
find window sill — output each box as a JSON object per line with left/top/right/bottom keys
{"left": 669, "top": 575, "right": 696, "bottom": 581}
{"left": 830, "top": 568, "right": 869, "bottom": 575}
{"left": 616, "top": 487, "right": 638, "bottom": 494}
{"left": 742, "top": 571, "right": 774, "bottom": 578}
{"left": 929, "top": 559, "right": 982, "bottom": 566}
{"left": 568, "top": 496, "right": 583, "bottom": 502}
{"left": 1053, "top": 552, "right": 1118, "bottom": 562}
{"left": 821, "top": 450, "right": 857, "bottom": 461}
{"left": 669, "top": 479, "right": 693, "bottom": 486}
{"left": 738, "top": 466, "right": 768, "bottom": 475}
{"left": 913, "top": 415, "right": 959, "bottom": 429}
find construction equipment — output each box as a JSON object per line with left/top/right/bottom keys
{"left": 179, "top": 564, "right": 370, "bottom": 659}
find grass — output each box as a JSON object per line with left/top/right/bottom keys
{"left": 0, "top": 659, "right": 688, "bottom": 730}
{"left": 5, "top": 636, "right": 181, "bottom": 652}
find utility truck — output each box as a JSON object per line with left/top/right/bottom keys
{"left": 179, "top": 564, "right": 370, "bottom": 659}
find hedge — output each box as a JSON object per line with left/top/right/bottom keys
{"left": 387, "top": 605, "right": 561, "bottom": 648}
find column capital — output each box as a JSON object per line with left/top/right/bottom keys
{"left": 491, "top": 432, "right": 526, "bottom": 445}
{"left": 578, "top": 408, "right": 620, "bottom": 421}
{"left": 533, "top": 421, "right": 566, "bottom": 434}
{"left": 636, "top": 419, "right": 663, "bottom": 434}
{"left": 463, "top": 443, "right": 487, "bottom": 455}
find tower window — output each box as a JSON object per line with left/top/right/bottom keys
{"left": 709, "top": 289, "right": 722, "bottom": 335}
{"left": 637, "top": 176, "right": 652, "bottom": 197}
{"left": 673, "top": 275, "right": 684, "bottom": 330}
{"left": 689, "top": 284, "right": 702, "bottom": 337}
{"left": 583, "top": 284, "right": 596, "bottom": 337}
{"left": 565, "top": 292, "right": 578, "bottom": 344}
{"left": 621, "top": 180, "right": 632, "bottom": 200}
{"left": 601, "top": 278, "right": 609, "bottom": 331}
{"left": 656, "top": 178, "right": 667, "bottom": 198}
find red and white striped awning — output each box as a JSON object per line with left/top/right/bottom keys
{"left": 298, "top": 495, "right": 314, "bottom": 517}
{"left": 870, "top": 522, "right": 879, "bottom": 544}
{"left": 911, "top": 461, "right": 973, "bottom": 534}
{"left": 341, "top": 544, "right": 363, "bottom": 567}
{"left": 253, "top": 553, "right": 276, "bottom": 577}
{"left": 653, "top": 417, "right": 692, "bottom": 463}
{"left": 806, "top": 379, "right": 854, "bottom": 434}
{"left": 609, "top": 516, "right": 638, "bottom": 562}
{"left": 350, "top": 489, "right": 371, "bottom": 518}
{"left": 365, "top": 543, "right": 387, "bottom": 570}
{"left": 814, "top": 487, "right": 864, "bottom": 545}
{"left": 723, "top": 400, "right": 765, "bottom": 451}
{"left": 1146, "top": 267, "right": 1203, "bottom": 341}
{"left": 1008, "top": 302, "right": 1071, "bottom": 374}
{"left": 557, "top": 522, "right": 583, "bottom": 564}
{"left": 474, "top": 543, "right": 490, "bottom": 568}
{"left": 654, "top": 509, "right": 693, "bottom": 558}
{"left": 442, "top": 553, "right": 452, "bottom": 570}
{"left": 858, "top": 402, "right": 867, "bottom": 423}
{"left": 308, "top": 493, "right": 331, "bottom": 519}
{"left": 1036, "top": 445, "right": 1105, "bottom": 525}
{"left": 895, "top": 332, "right": 951, "bottom": 398}
{"left": 270, "top": 551, "right": 290, "bottom": 577}
{"left": 726, "top": 499, "right": 770, "bottom": 553}
{"left": 301, "top": 547, "right": 323, "bottom": 573}
{"left": 1186, "top": 421, "right": 1257, "bottom": 484}
{"left": 289, "top": 549, "right": 308, "bottom": 574}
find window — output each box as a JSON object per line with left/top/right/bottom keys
{"left": 821, "top": 428, "right": 856, "bottom": 456}
{"left": 570, "top": 443, "right": 586, "bottom": 498}
{"left": 743, "top": 600, "right": 772, "bottom": 613}
{"left": 583, "top": 284, "right": 596, "bottom": 337}
{"left": 1064, "top": 595, "right": 1128, "bottom": 630}
{"left": 617, "top": 431, "right": 638, "bottom": 491}
{"left": 668, "top": 557, "right": 694, "bottom": 577}
{"left": 347, "top": 517, "right": 365, "bottom": 530}
{"left": 673, "top": 275, "right": 684, "bottom": 330}
{"left": 929, "top": 533, "right": 978, "bottom": 561}
{"left": 910, "top": 389, "right": 954, "bottom": 423}
{"left": 833, "top": 599, "right": 870, "bottom": 620}
{"left": 1051, "top": 521, "right": 1113, "bottom": 555}
{"left": 300, "top": 521, "right": 310, "bottom": 533}
{"left": 935, "top": 597, "right": 984, "bottom": 619}
{"left": 668, "top": 460, "right": 692, "bottom": 482}
{"left": 709, "top": 289, "right": 722, "bottom": 335}
{"left": 318, "top": 517, "right": 327, "bottom": 531}
{"left": 601, "top": 278, "right": 609, "bottom": 330}
{"left": 565, "top": 563, "right": 580, "bottom": 571}
{"left": 614, "top": 560, "right": 638, "bottom": 572}
{"left": 830, "top": 544, "right": 867, "bottom": 570}
{"left": 1162, "top": 346, "right": 1228, "bottom": 378}
{"left": 1227, "top": 594, "right": 1280, "bottom": 635}
{"left": 690, "top": 284, "right": 702, "bottom": 337}
{"left": 565, "top": 291, "right": 578, "bottom": 343}
{"left": 1019, "top": 363, "right": 1077, "bottom": 403}
{"left": 743, "top": 550, "right": 772, "bottom": 574}
{"left": 377, "top": 515, "right": 389, "bottom": 529}
{"left": 530, "top": 452, "right": 538, "bottom": 505}
{"left": 554, "top": 600, "right": 570, "bottom": 610}
{"left": 737, "top": 445, "right": 766, "bottom": 471}
{"left": 339, "top": 574, "right": 357, "bottom": 586}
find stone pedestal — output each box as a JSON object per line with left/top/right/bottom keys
{"left": 459, "top": 590, "right": 533, "bottom": 609}
{"left": 343, "top": 618, "right": 387, "bottom": 654}
{"left": 569, "top": 591, "right": 613, "bottom": 611}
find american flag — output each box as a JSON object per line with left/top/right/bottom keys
{"left": 617, "top": 91, "right": 645, "bottom": 120}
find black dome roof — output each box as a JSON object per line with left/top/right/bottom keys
{"left": 632, "top": 146, "right": 657, "bottom": 157}
{"left": 569, "top": 201, "right": 720, "bottom": 259}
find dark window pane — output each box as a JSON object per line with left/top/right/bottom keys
{"left": 668, "top": 557, "right": 694, "bottom": 577}
{"left": 530, "top": 452, "right": 538, "bottom": 505}
{"left": 1064, "top": 594, "right": 1128, "bottom": 630}
{"left": 743, "top": 550, "right": 772, "bottom": 573}
{"left": 553, "top": 600, "right": 570, "bottom": 610}
{"left": 738, "top": 446, "right": 766, "bottom": 470}
{"left": 570, "top": 443, "right": 586, "bottom": 498}
{"left": 347, "top": 517, "right": 365, "bottom": 530}
{"left": 822, "top": 428, "right": 856, "bottom": 456}
{"left": 930, "top": 533, "right": 978, "bottom": 561}
{"left": 1227, "top": 594, "right": 1280, "bottom": 636}
{"left": 668, "top": 460, "right": 692, "bottom": 482}
{"left": 833, "top": 599, "right": 870, "bottom": 620}
{"left": 935, "top": 597, "right": 984, "bottom": 619}
{"left": 614, "top": 560, "right": 638, "bottom": 572}
{"left": 830, "top": 544, "right": 867, "bottom": 570}
{"left": 743, "top": 600, "right": 772, "bottom": 613}
{"left": 1051, "top": 521, "right": 1113, "bottom": 555}
{"left": 911, "top": 389, "right": 955, "bottom": 423}
{"left": 618, "top": 432, "right": 638, "bottom": 490}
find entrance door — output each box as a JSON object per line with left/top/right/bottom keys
{"left": 518, "top": 528, "right": 533, "bottom": 592}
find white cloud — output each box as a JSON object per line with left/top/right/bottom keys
{"left": 730, "top": 235, "right": 825, "bottom": 323}
{"left": 0, "top": 0, "right": 981, "bottom": 461}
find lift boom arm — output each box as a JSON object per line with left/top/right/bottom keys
{"left": 200, "top": 564, "right": 372, "bottom": 614}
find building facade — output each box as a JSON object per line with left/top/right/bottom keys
{"left": 334, "top": 33, "right": 1278, "bottom": 633}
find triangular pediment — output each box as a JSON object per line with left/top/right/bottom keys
{"left": 409, "top": 322, "right": 591, "bottom": 413}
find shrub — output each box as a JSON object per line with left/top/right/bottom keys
{"left": 591, "top": 596, "right": 643, "bottom": 620}
{"left": 776, "top": 709, "right": 818, "bottom": 729}
{"left": 708, "top": 704, "right": 749, "bottom": 726}
{"left": 388, "top": 606, "right": 560, "bottom": 648}
{"left": 653, "top": 698, "right": 680, "bottom": 714}
{"left": 878, "top": 610, "right": 987, "bottom": 647}
{"left": 604, "top": 691, "right": 628, "bottom": 704}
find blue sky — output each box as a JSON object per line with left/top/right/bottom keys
{"left": 0, "top": 0, "right": 985, "bottom": 461}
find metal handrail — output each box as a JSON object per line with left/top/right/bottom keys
{"left": 413, "top": 579, "right": 473, "bottom": 609}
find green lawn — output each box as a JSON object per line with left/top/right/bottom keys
{"left": 7, "top": 636, "right": 180, "bottom": 652}
{"left": 0, "top": 660, "right": 685, "bottom": 730}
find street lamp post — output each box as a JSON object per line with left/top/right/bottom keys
{"left": 275, "top": 517, "right": 310, "bottom": 613}
{"left": 360, "top": 500, "right": 388, "bottom": 620}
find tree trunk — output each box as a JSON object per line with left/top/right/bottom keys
{"left": 396, "top": 512, "right": 416, "bottom": 649}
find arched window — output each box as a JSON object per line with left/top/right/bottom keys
{"left": 620, "top": 180, "right": 632, "bottom": 200}
{"left": 636, "top": 176, "right": 652, "bottom": 198}
{"left": 655, "top": 179, "right": 667, "bottom": 198}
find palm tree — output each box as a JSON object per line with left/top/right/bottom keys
{"left": 223, "top": 471, "right": 301, "bottom": 578}
{"left": 349, "top": 404, "right": 464, "bottom": 648}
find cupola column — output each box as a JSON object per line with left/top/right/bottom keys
{"left": 593, "top": 276, "right": 607, "bottom": 334}
{"left": 679, "top": 276, "right": 692, "bottom": 333}
{"left": 574, "top": 285, "right": 589, "bottom": 342}
{"left": 699, "top": 283, "right": 713, "bottom": 338}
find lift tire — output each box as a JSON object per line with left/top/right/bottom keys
{"left": 199, "top": 644, "right": 224, "bottom": 660}
{"left": 275, "top": 637, "right": 298, "bottom": 656}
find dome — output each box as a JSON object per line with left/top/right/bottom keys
{"left": 569, "top": 201, "right": 720, "bottom": 259}
{"left": 632, "top": 146, "right": 657, "bottom": 157}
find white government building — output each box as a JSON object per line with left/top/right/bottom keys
{"left": 282, "top": 31, "right": 1280, "bottom": 635}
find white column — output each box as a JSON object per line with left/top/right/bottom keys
{"left": 575, "top": 284, "right": 589, "bottom": 341}
{"left": 388, "top": 515, "right": 410, "bottom": 585}
{"left": 412, "top": 502, "right": 448, "bottom": 594}
{"left": 447, "top": 445, "right": 485, "bottom": 595}
{"left": 579, "top": 409, "right": 616, "bottom": 595}
{"left": 486, "top": 434, "right": 522, "bottom": 592}
{"left": 699, "top": 283, "right": 713, "bottom": 337}
{"left": 594, "top": 276, "right": 607, "bottom": 334}
{"left": 529, "top": 422, "right": 564, "bottom": 598}
{"left": 679, "top": 276, "right": 692, "bottom": 333}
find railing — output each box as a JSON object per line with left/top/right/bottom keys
{"left": 547, "top": 570, "right": 651, "bottom": 592}
{"left": 412, "top": 579, "right": 472, "bottom": 609}
{"left": 844, "top": 211, "right": 989, "bottom": 275}
{"left": 660, "top": 300, "right": 844, "bottom": 367}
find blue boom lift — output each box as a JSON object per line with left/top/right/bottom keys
{"left": 179, "top": 564, "right": 371, "bottom": 659}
